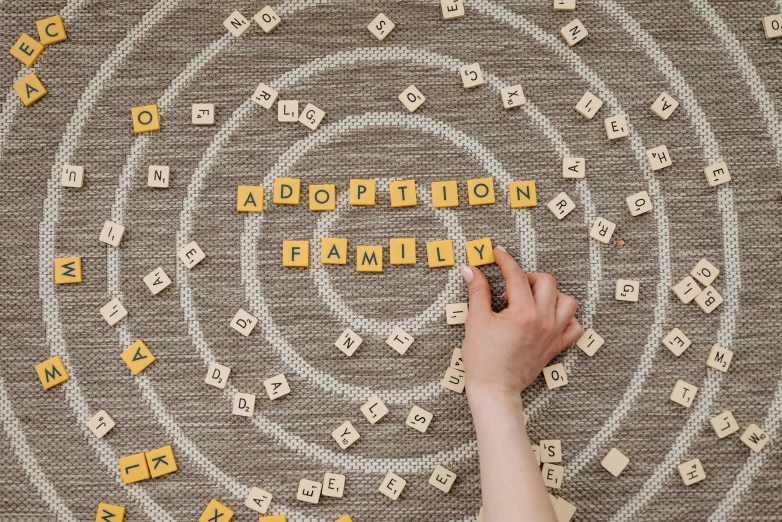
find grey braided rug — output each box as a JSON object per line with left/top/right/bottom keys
{"left": 1, "top": 1, "right": 781, "bottom": 520}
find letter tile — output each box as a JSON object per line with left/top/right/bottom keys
{"left": 309, "top": 184, "right": 336, "bottom": 211}
{"left": 335, "top": 327, "right": 363, "bottom": 356}
{"left": 604, "top": 115, "right": 629, "bottom": 140}
{"left": 501, "top": 84, "right": 525, "bottom": 109}
{"left": 543, "top": 363, "right": 568, "bottom": 389}
{"left": 542, "top": 463, "right": 564, "bottom": 489}
{"left": 672, "top": 276, "right": 702, "bottom": 304}
{"left": 100, "top": 298, "right": 128, "bottom": 326}
{"left": 223, "top": 11, "right": 250, "bottom": 37}
{"left": 230, "top": 308, "right": 257, "bottom": 337}
{"left": 677, "top": 458, "right": 705, "bottom": 486}
{"left": 178, "top": 241, "right": 206, "bottom": 269}
{"left": 148, "top": 165, "right": 169, "bottom": 188}
{"left": 322, "top": 473, "right": 345, "bottom": 498}
{"left": 670, "top": 379, "right": 698, "bottom": 408}
{"left": 118, "top": 452, "right": 150, "bottom": 484}
{"left": 99, "top": 221, "right": 125, "bottom": 247}
{"left": 650, "top": 92, "right": 679, "bottom": 120}
{"left": 95, "top": 503, "right": 125, "bottom": 522}
{"left": 694, "top": 286, "right": 723, "bottom": 314}
{"left": 378, "top": 472, "right": 406, "bottom": 500}
{"left": 690, "top": 258, "right": 719, "bottom": 286}
{"left": 600, "top": 448, "right": 629, "bottom": 477}
{"left": 356, "top": 245, "right": 383, "bottom": 272}
{"left": 554, "top": 0, "right": 576, "bottom": 11}
{"left": 763, "top": 14, "right": 782, "bottom": 39}
{"left": 273, "top": 178, "right": 301, "bottom": 205}
{"left": 431, "top": 180, "right": 459, "bottom": 208}
{"left": 143, "top": 267, "right": 171, "bottom": 295}
{"left": 661, "top": 328, "right": 691, "bottom": 356}
{"left": 9, "top": 34, "right": 43, "bottom": 67}
{"left": 251, "top": 82, "right": 279, "bottom": 109}
{"left": 205, "top": 362, "right": 231, "bottom": 389}
{"left": 575, "top": 91, "right": 603, "bottom": 119}
{"left": 34, "top": 355, "right": 69, "bottom": 390}
{"left": 459, "top": 63, "right": 485, "bottom": 89}
{"left": 390, "top": 180, "right": 417, "bottom": 207}
{"left": 360, "top": 395, "right": 389, "bottom": 424}
{"left": 426, "top": 240, "right": 454, "bottom": 268}
{"left": 446, "top": 302, "right": 469, "bottom": 325}
{"left": 282, "top": 240, "right": 309, "bottom": 267}
{"left": 192, "top": 103, "right": 215, "bottom": 125}
{"left": 429, "top": 465, "right": 457, "bottom": 493}
{"left": 704, "top": 162, "right": 731, "bottom": 187}
{"left": 61, "top": 165, "right": 84, "bottom": 188}
{"left": 450, "top": 348, "right": 464, "bottom": 371}
{"left": 547, "top": 192, "right": 576, "bottom": 219}
{"left": 13, "top": 72, "right": 47, "bottom": 106}
{"left": 561, "top": 19, "right": 588, "bottom": 46}
{"left": 389, "top": 238, "right": 416, "bottom": 265}
{"left": 232, "top": 392, "right": 256, "bottom": 417}
{"left": 245, "top": 486, "right": 273, "bottom": 514}
{"left": 145, "top": 445, "right": 177, "bottom": 478}
{"left": 541, "top": 440, "right": 562, "bottom": 463}
{"left": 706, "top": 344, "right": 733, "bottom": 373}
{"left": 131, "top": 104, "right": 160, "bottom": 134}
{"left": 562, "top": 157, "right": 585, "bottom": 179}
{"left": 740, "top": 424, "right": 770, "bottom": 453}
{"left": 253, "top": 6, "right": 281, "bottom": 33}
{"left": 466, "top": 178, "right": 495, "bottom": 205}
{"left": 87, "top": 410, "right": 116, "bottom": 439}
{"left": 36, "top": 15, "right": 67, "bottom": 45}
{"left": 349, "top": 179, "right": 376, "bottom": 206}
{"left": 199, "top": 499, "right": 234, "bottom": 522}
{"left": 263, "top": 373, "right": 291, "bottom": 400}
{"left": 405, "top": 405, "right": 433, "bottom": 433}
{"left": 120, "top": 340, "right": 156, "bottom": 375}
{"left": 368, "top": 13, "right": 395, "bottom": 41}
{"left": 646, "top": 145, "right": 672, "bottom": 171}
{"left": 615, "top": 279, "right": 640, "bottom": 302}
{"left": 709, "top": 411, "right": 739, "bottom": 439}
{"left": 399, "top": 85, "right": 425, "bottom": 112}
{"left": 625, "top": 190, "right": 653, "bottom": 216}
{"left": 442, "top": 366, "right": 465, "bottom": 393}
{"left": 509, "top": 180, "right": 537, "bottom": 208}
{"left": 576, "top": 328, "right": 604, "bottom": 356}
{"left": 589, "top": 217, "right": 616, "bottom": 244}
{"left": 237, "top": 186, "right": 264, "bottom": 212}
{"left": 297, "top": 479, "right": 322, "bottom": 504}
{"left": 332, "top": 421, "right": 360, "bottom": 450}
{"left": 54, "top": 256, "right": 82, "bottom": 284}
{"left": 465, "top": 237, "right": 494, "bottom": 266}
{"left": 277, "top": 100, "right": 299, "bottom": 122}
{"left": 386, "top": 326, "right": 414, "bottom": 354}
{"left": 299, "top": 103, "right": 325, "bottom": 131}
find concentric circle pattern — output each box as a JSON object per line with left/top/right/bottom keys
{"left": 1, "top": 1, "right": 781, "bottom": 521}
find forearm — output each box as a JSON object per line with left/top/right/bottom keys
{"left": 467, "top": 387, "right": 556, "bottom": 522}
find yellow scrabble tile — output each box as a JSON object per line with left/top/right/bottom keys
{"left": 335, "top": 516, "right": 353, "bottom": 522}
{"left": 9, "top": 34, "right": 43, "bottom": 67}
{"left": 96, "top": 503, "right": 125, "bottom": 522}
{"left": 431, "top": 181, "right": 459, "bottom": 208}
{"left": 389, "top": 180, "right": 417, "bottom": 207}
{"left": 199, "top": 499, "right": 234, "bottom": 522}
{"left": 349, "top": 179, "right": 376, "bottom": 206}
{"left": 273, "top": 178, "right": 301, "bottom": 205}
{"left": 466, "top": 178, "right": 496, "bottom": 206}
{"left": 131, "top": 104, "right": 160, "bottom": 134}
{"left": 54, "top": 256, "right": 82, "bottom": 284}
{"left": 259, "top": 517, "right": 286, "bottom": 522}
{"left": 509, "top": 181, "right": 537, "bottom": 208}
{"left": 309, "top": 184, "right": 336, "bottom": 211}
{"left": 118, "top": 452, "right": 150, "bottom": 484}
{"left": 120, "top": 340, "right": 156, "bottom": 376}
{"left": 13, "top": 72, "right": 47, "bottom": 107}
{"left": 145, "top": 445, "right": 177, "bottom": 478}
{"left": 389, "top": 238, "right": 416, "bottom": 265}
{"left": 237, "top": 186, "right": 264, "bottom": 212}
{"left": 34, "top": 355, "right": 69, "bottom": 390}
{"left": 426, "top": 240, "right": 454, "bottom": 268}
{"left": 356, "top": 246, "right": 383, "bottom": 272}
{"left": 465, "top": 237, "right": 494, "bottom": 267}
{"left": 282, "top": 240, "right": 309, "bottom": 267}
{"left": 36, "top": 15, "right": 67, "bottom": 45}
{"left": 320, "top": 238, "right": 348, "bottom": 265}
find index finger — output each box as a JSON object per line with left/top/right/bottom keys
{"left": 493, "top": 246, "right": 534, "bottom": 308}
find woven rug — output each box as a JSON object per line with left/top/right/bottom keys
{"left": 1, "top": 0, "right": 781, "bottom": 520}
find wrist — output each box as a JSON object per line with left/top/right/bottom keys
{"left": 466, "top": 381, "right": 523, "bottom": 408}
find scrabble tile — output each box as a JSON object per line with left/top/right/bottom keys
{"left": 379, "top": 472, "right": 406, "bottom": 500}
{"left": 178, "top": 241, "right": 206, "bottom": 269}
{"left": 386, "top": 326, "right": 414, "bottom": 354}
{"left": 576, "top": 328, "right": 604, "bottom": 356}
{"left": 99, "top": 221, "right": 125, "bottom": 247}
{"left": 87, "top": 410, "right": 115, "bottom": 439}
{"left": 254, "top": 5, "right": 281, "bottom": 33}
{"left": 356, "top": 245, "right": 383, "bottom": 272}
{"left": 237, "top": 186, "right": 264, "bottom": 212}
{"left": 259, "top": 517, "right": 286, "bottom": 522}
{"left": 230, "top": 309, "right": 257, "bottom": 337}
{"left": 336, "top": 516, "right": 353, "bottom": 522}
{"left": 296, "top": 479, "right": 322, "bottom": 504}
{"left": 710, "top": 411, "right": 739, "bottom": 439}
{"left": 143, "top": 267, "right": 171, "bottom": 295}
{"left": 501, "top": 84, "right": 526, "bottom": 109}
{"left": 36, "top": 15, "right": 67, "bottom": 45}
{"left": 670, "top": 379, "right": 698, "bottom": 408}
{"left": 34, "top": 355, "right": 69, "bottom": 390}
{"left": 349, "top": 179, "right": 376, "bottom": 206}
{"left": 740, "top": 424, "right": 769, "bottom": 453}
{"left": 332, "top": 421, "right": 360, "bottom": 450}
{"left": 542, "top": 463, "right": 564, "bottom": 489}
{"left": 704, "top": 162, "right": 731, "bottom": 187}
{"left": 399, "top": 85, "right": 425, "bottom": 112}
{"left": 450, "top": 348, "right": 464, "bottom": 371}
{"left": 763, "top": 14, "right": 782, "bottom": 39}
{"left": 615, "top": 279, "right": 640, "bottom": 302}
{"left": 13, "top": 72, "right": 47, "bottom": 106}
{"left": 446, "top": 302, "right": 469, "bottom": 325}
{"left": 278, "top": 100, "right": 299, "bottom": 122}
{"left": 406, "top": 405, "right": 433, "bottom": 433}
{"left": 361, "top": 395, "right": 389, "bottom": 424}
{"left": 390, "top": 180, "right": 417, "bottom": 207}
{"left": 677, "top": 458, "right": 705, "bottom": 486}
{"left": 299, "top": 103, "right": 325, "bottom": 131}
{"left": 100, "top": 298, "right": 128, "bottom": 326}
{"left": 322, "top": 473, "right": 345, "bottom": 498}
{"left": 320, "top": 238, "right": 348, "bottom": 265}
{"left": 131, "top": 104, "right": 160, "bottom": 134}
{"left": 466, "top": 178, "right": 495, "bottom": 205}
{"left": 263, "top": 373, "right": 291, "bottom": 400}
{"left": 478, "top": 506, "right": 484, "bottom": 522}
{"left": 442, "top": 367, "right": 466, "bottom": 393}
{"left": 335, "top": 327, "right": 363, "bottom": 356}
{"left": 118, "top": 453, "right": 150, "bottom": 484}
{"left": 389, "top": 238, "right": 416, "bottom": 265}
{"left": 553, "top": 497, "right": 577, "bottom": 522}
{"left": 543, "top": 363, "right": 568, "bottom": 389}
{"left": 589, "top": 217, "right": 616, "bottom": 244}
{"left": 575, "top": 91, "right": 603, "bottom": 119}
{"left": 661, "top": 328, "right": 691, "bottom": 357}
{"left": 145, "top": 445, "right": 177, "bottom": 478}
{"left": 605, "top": 115, "right": 629, "bottom": 140}
{"left": 282, "top": 240, "right": 309, "bottom": 267}
{"left": 61, "top": 165, "right": 84, "bottom": 188}
{"left": 509, "top": 181, "right": 537, "bottom": 208}
{"left": 431, "top": 180, "right": 459, "bottom": 208}
{"left": 694, "top": 286, "right": 723, "bottom": 314}
{"left": 426, "top": 240, "right": 454, "bottom": 268}
{"left": 532, "top": 445, "right": 541, "bottom": 466}
{"left": 9, "top": 34, "right": 43, "bottom": 67}
{"left": 562, "top": 157, "right": 585, "bottom": 179}
{"left": 199, "top": 499, "right": 234, "bottom": 522}
{"left": 561, "top": 19, "right": 588, "bottom": 46}
{"left": 232, "top": 392, "right": 256, "bottom": 417}
{"left": 251, "top": 82, "right": 279, "bottom": 109}
{"left": 554, "top": 0, "right": 576, "bottom": 11}
{"left": 205, "top": 362, "right": 231, "bottom": 389}
{"left": 646, "top": 145, "right": 672, "bottom": 171}
{"left": 120, "top": 340, "right": 156, "bottom": 375}
{"left": 245, "top": 486, "right": 273, "bottom": 514}
{"left": 54, "top": 256, "right": 82, "bottom": 284}
{"left": 541, "top": 440, "right": 562, "bottom": 463}
{"left": 273, "top": 178, "right": 301, "bottom": 205}
{"left": 368, "top": 13, "right": 395, "bottom": 41}
{"left": 690, "top": 258, "right": 719, "bottom": 287}
{"left": 706, "top": 344, "right": 734, "bottom": 373}
{"left": 672, "top": 276, "right": 702, "bottom": 304}
{"left": 192, "top": 103, "right": 215, "bottom": 125}
{"left": 309, "top": 184, "right": 336, "bottom": 211}
{"left": 650, "top": 92, "right": 679, "bottom": 120}
{"left": 625, "top": 190, "right": 653, "bottom": 216}
{"left": 441, "top": 0, "right": 465, "bottom": 19}
{"left": 96, "top": 503, "right": 125, "bottom": 522}
{"left": 600, "top": 448, "right": 629, "bottom": 477}
{"left": 547, "top": 192, "right": 576, "bottom": 220}
{"left": 148, "top": 165, "right": 169, "bottom": 188}
{"left": 223, "top": 11, "right": 250, "bottom": 37}
{"left": 465, "top": 237, "right": 494, "bottom": 266}
{"left": 459, "top": 63, "right": 485, "bottom": 89}
{"left": 429, "top": 465, "right": 457, "bottom": 493}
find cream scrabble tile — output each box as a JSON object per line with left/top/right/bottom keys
{"left": 740, "top": 424, "right": 769, "bottom": 453}
{"left": 61, "top": 165, "right": 84, "bottom": 188}
{"left": 542, "top": 463, "right": 564, "bottom": 489}
{"left": 54, "top": 256, "right": 82, "bottom": 284}
{"left": 131, "top": 104, "right": 160, "bottom": 134}
{"left": 36, "top": 15, "right": 67, "bottom": 45}
{"left": 650, "top": 92, "right": 679, "bottom": 120}
{"left": 232, "top": 392, "right": 255, "bottom": 417}
{"left": 605, "top": 115, "right": 629, "bottom": 140}
{"left": 199, "top": 499, "right": 234, "bottom": 522}
{"left": 427, "top": 240, "right": 454, "bottom": 268}
{"left": 356, "top": 245, "right": 383, "bottom": 272}
{"left": 670, "top": 379, "right": 698, "bottom": 408}
{"left": 501, "top": 84, "right": 525, "bottom": 109}
{"left": 677, "top": 458, "right": 705, "bottom": 486}
{"left": 553, "top": 497, "right": 577, "bottom": 522}
{"left": 478, "top": 506, "right": 484, "bottom": 522}
{"left": 554, "top": 0, "right": 576, "bottom": 11}
{"left": 442, "top": 367, "right": 466, "bottom": 393}
{"left": 178, "top": 241, "right": 205, "bottom": 269}
{"left": 450, "top": 348, "right": 464, "bottom": 371}
{"left": 254, "top": 6, "right": 281, "bottom": 33}
{"left": 465, "top": 237, "right": 494, "bottom": 266}
{"left": 323, "top": 473, "right": 345, "bottom": 498}
{"left": 96, "top": 503, "right": 125, "bottom": 522}
{"left": 118, "top": 452, "right": 150, "bottom": 484}
{"left": 390, "top": 179, "right": 417, "bottom": 207}
{"left": 205, "top": 362, "right": 231, "bottom": 389}
{"left": 710, "top": 411, "right": 739, "bottom": 439}
{"left": 100, "top": 298, "right": 128, "bottom": 326}
{"left": 299, "top": 103, "right": 325, "bottom": 131}
{"left": 615, "top": 279, "right": 640, "bottom": 302}
{"left": 601, "top": 448, "right": 629, "bottom": 477}
{"left": 245, "top": 486, "right": 273, "bottom": 514}
{"left": 576, "top": 328, "right": 604, "bottom": 356}
{"left": 704, "top": 161, "right": 731, "bottom": 187}
{"left": 459, "top": 63, "right": 485, "bottom": 88}
{"left": 350, "top": 179, "right": 376, "bottom": 206}
{"left": 625, "top": 190, "right": 653, "bottom": 216}
{"left": 361, "top": 395, "right": 389, "bottom": 424}
{"left": 230, "top": 309, "right": 257, "bottom": 337}
{"left": 274, "top": 178, "right": 301, "bottom": 204}
{"left": 441, "top": 0, "right": 465, "bottom": 19}
{"left": 562, "top": 157, "right": 585, "bottom": 179}
{"left": 332, "top": 421, "right": 360, "bottom": 450}
{"left": 509, "top": 180, "right": 537, "bottom": 208}
{"left": 547, "top": 192, "right": 576, "bottom": 220}
{"left": 192, "top": 103, "right": 215, "bottom": 125}
{"left": 575, "top": 91, "right": 603, "bottom": 119}
{"left": 646, "top": 145, "right": 672, "bottom": 171}
{"left": 148, "top": 165, "right": 169, "bottom": 188}
{"left": 224, "top": 11, "right": 251, "bottom": 37}
{"left": 282, "top": 240, "right": 309, "bottom": 267}
{"left": 399, "top": 85, "right": 425, "bottom": 112}
{"left": 335, "top": 327, "right": 363, "bottom": 356}
{"left": 532, "top": 444, "right": 541, "bottom": 466}
{"left": 251, "top": 82, "right": 279, "bottom": 109}
{"left": 278, "top": 100, "right": 299, "bottom": 122}
{"left": 9, "top": 34, "right": 43, "bottom": 67}
{"left": 120, "top": 340, "right": 156, "bottom": 375}
{"left": 540, "top": 440, "right": 562, "bottom": 463}
{"left": 99, "top": 221, "right": 125, "bottom": 247}
{"left": 368, "top": 13, "right": 395, "bottom": 41}
{"left": 763, "top": 14, "right": 782, "bottom": 39}
{"left": 706, "top": 345, "right": 734, "bottom": 373}
{"left": 561, "top": 19, "right": 587, "bottom": 46}
{"left": 406, "top": 405, "right": 433, "bottom": 433}
{"left": 446, "top": 302, "right": 469, "bottom": 325}
{"left": 263, "top": 373, "right": 291, "bottom": 400}
{"left": 661, "top": 328, "right": 691, "bottom": 357}
{"left": 237, "top": 185, "right": 263, "bottom": 212}
{"left": 309, "top": 184, "right": 336, "bottom": 211}
{"left": 690, "top": 258, "right": 719, "bottom": 287}
{"left": 297, "top": 479, "right": 322, "bottom": 504}
{"left": 379, "top": 472, "right": 406, "bottom": 500}
{"left": 145, "top": 445, "right": 178, "bottom": 478}
{"left": 429, "top": 465, "right": 457, "bottom": 493}
{"left": 386, "top": 326, "right": 414, "bottom": 355}
{"left": 87, "top": 410, "right": 115, "bottom": 439}
{"left": 543, "top": 363, "right": 568, "bottom": 389}
{"left": 467, "top": 177, "right": 495, "bottom": 205}
{"left": 34, "top": 355, "right": 68, "bottom": 390}
{"left": 695, "top": 286, "right": 723, "bottom": 314}
{"left": 672, "top": 276, "right": 702, "bottom": 304}
{"left": 589, "top": 217, "right": 616, "bottom": 244}
{"left": 431, "top": 180, "right": 459, "bottom": 208}
{"left": 143, "top": 267, "right": 171, "bottom": 295}
{"left": 13, "top": 72, "right": 47, "bottom": 106}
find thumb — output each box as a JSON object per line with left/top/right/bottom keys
{"left": 460, "top": 266, "right": 492, "bottom": 316}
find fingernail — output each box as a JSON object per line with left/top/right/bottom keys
{"left": 460, "top": 265, "right": 474, "bottom": 283}
{"left": 496, "top": 245, "right": 507, "bottom": 252}
{"left": 500, "top": 291, "right": 507, "bottom": 301}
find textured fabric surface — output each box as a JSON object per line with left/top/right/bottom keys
{"left": 1, "top": 1, "right": 781, "bottom": 520}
